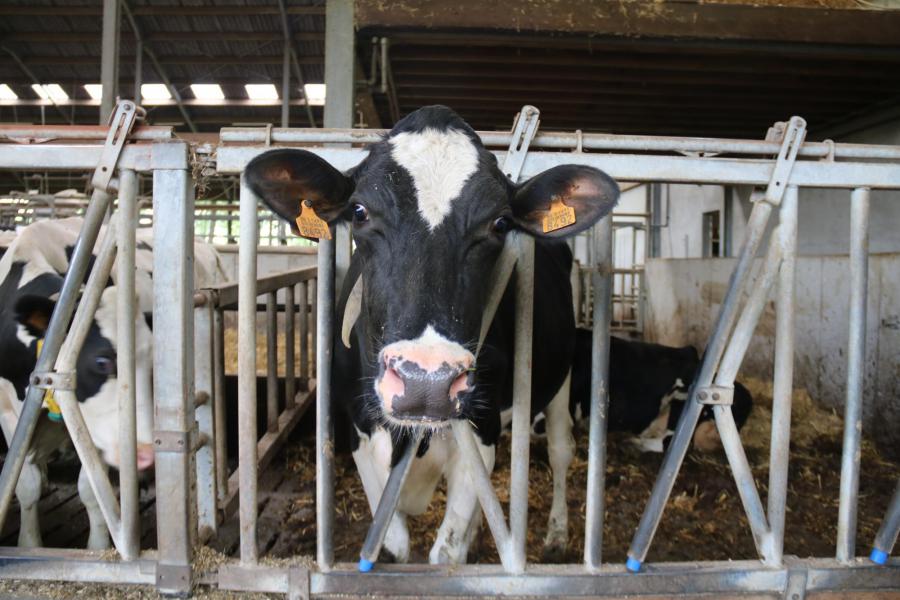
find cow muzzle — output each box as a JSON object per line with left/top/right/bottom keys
{"left": 375, "top": 328, "right": 475, "bottom": 424}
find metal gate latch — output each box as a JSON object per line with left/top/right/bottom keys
{"left": 695, "top": 385, "right": 734, "bottom": 406}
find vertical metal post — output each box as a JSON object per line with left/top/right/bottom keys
{"left": 316, "top": 238, "right": 336, "bottom": 571}
{"left": 266, "top": 292, "right": 279, "bottom": 433}
{"left": 194, "top": 292, "right": 218, "bottom": 542}
{"left": 299, "top": 280, "right": 309, "bottom": 382}
{"left": 768, "top": 185, "right": 798, "bottom": 565}
{"left": 310, "top": 278, "right": 318, "bottom": 378}
{"left": 0, "top": 189, "right": 111, "bottom": 532}
{"left": 133, "top": 41, "right": 143, "bottom": 102}
{"left": 324, "top": 0, "right": 355, "bottom": 293}
{"left": 585, "top": 215, "right": 613, "bottom": 570}
{"left": 837, "top": 187, "right": 871, "bottom": 562}
{"left": 117, "top": 169, "right": 140, "bottom": 561}
{"left": 238, "top": 174, "right": 260, "bottom": 564}
{"left": 100, "top": 0, "right": 120, "bottom": 123}
{"left": 281, "top": 41, "right": 291, "bottom": 128}
{"left": 152, "top": 165, "right": 195, "bottom": 594}
{"left": 213, "top": 307, "right": 228, "bottom": 505}
{"left": 509, "top": 234, "right": 534, "bottom": 573}
{"left": 285, "top": 284, "right": 296, "bottom": 409}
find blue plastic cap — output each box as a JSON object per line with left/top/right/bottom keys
{"left": 870, "top": 548, "right": 889, "bottom": 565}
{"left": 626, "top": 556, "right": 642, "bottom": 573}
{"left": 358, "top": 558, "right": 374, "bottom": 573}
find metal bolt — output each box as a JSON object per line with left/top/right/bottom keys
{"left": 712, "top": 392, "right": 720, "bottom": 401}
{"left": 698, "top": 391, "right": 708, "bottom": 400}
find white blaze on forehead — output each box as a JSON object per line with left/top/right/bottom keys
{"left": 389, "top": 128, "right": 479, "bottom": 230}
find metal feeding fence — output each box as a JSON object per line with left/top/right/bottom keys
{"left": 0, "top": 101, "right": 897, "bottom": 598}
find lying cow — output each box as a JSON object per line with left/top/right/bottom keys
{"left": 247, "top": 105, "right": 619, "bottom": 564}
{"left": 0, "top": 217, "right": 227, "bottom": 548}
{"left": 562, "top": 329, "right": 753, "bottom": 452}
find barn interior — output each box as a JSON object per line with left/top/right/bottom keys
{"left": 0, "top": 0, "right": 899, "bottom": 598}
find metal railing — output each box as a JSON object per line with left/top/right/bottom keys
{"left": 193, "top": 266, "right": 318, "bottom": 538}
{"left": 0, "top": 106, "right": 896, "bottom": 597}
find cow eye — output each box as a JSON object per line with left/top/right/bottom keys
{"left": 352, "top": 203, "right": 369, "bottom": 224}
{"left": 94, "top": 356, "right": 114, "bottom": 375}
{"left": 491, "top": 216, "right": 512, "bottom": 235}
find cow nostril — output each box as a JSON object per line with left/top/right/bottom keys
{"left": 449, "top": 371, "right": 470, "bottom": 400}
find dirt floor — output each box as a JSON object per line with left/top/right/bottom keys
{"left": 270, "top": 376, "right": 898, "bottom": 564}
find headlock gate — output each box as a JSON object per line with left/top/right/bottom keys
{"left": 0, "top": 101, "right": 897, "bottom": 597}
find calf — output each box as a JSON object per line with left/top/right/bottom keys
{"left": 248, "top": 105, "right": 619, "bottom": 563}
{"left": 566, "top": 329, "right": 753, "bottom": 452}
{"left": 0, "top": 217, "right": 227, "bottom": 548}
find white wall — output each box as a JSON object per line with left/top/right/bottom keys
{"left": 658, "top": 184, "right": 726, "bottom": 258}
{"left": 644, "top": 253, "right": 900, "bottom": 457}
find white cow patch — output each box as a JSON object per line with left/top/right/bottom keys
{"left": 389, "top": 128, "right": 479, "bottom": 230}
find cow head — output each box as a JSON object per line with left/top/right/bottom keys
{"left": 14, "top": 286, "right": 156, "bottom": 470}
{"left": 248, "top": 106, "right": 619, "bottom": 426}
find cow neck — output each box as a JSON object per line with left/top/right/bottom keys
{"left": 339, "top": 231, "right": 521, "bottom": 362}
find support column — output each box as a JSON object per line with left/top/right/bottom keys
{"left": 324, "top": 0, "right": 354, "bottom": 293}
{"left": 153, "top": 164, "right": 195, "bottom": 594}
{"left": 100, "top": 0, "right": 120, "bottom": 122}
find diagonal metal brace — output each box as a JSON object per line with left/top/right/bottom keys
{"left": 91, "top": 100, "right": 145, "bottom": 192}
{"left": 757, "top": 117, "right": 806, "bottom": 208}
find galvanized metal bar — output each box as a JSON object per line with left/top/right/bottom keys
{"left": 215, "top": 146, "right": 900, "bottom": 190}
{"left": 713, "top": 232, "right": 783, "bottom": 385}
{"left": 238, "top": 173, "right": 260, "bottom": 564}
{"left": 837, "top": 187, "right": 871, "bottom": 563}
{"left": 281, "top": 41, "right": 291, "bottom": 128}
{"left": 358, "top": 429, "right": 425, "bottom": 572}
{"left": 768, "top": 185, "right": 799, "bottom": 566}
{"left": 206, "top": 266, "right": 316, "bottom": 308}
{"left": 133, "top": 40, "right": 142, "bottom": 103}
{"left": 509, "top": 233, "right": 535, "bottom": 573}
{"left": 99, "top": 0, "right": 120, "bottom": 123}
{"left": 627, "top": 198, "right": 775, "bottom": 571}
{"left": 53, "top": 218, "right": 123, "bottom": 552}
{"left": 55, "top": 391, "right": 123, "bottom": 550}
{"left": 116, "top": 168, "right": 140, "bottom": 560}
{"left": 0, "top": 187, "right": 110, "bottom": 533}
{"left": 0, "top": 124, "right": 173, "bottom": 141}
{"left": 299, "top": 280, "right": 309, "bottom": 381}
{"left": 213, "top": 306, "right": 229, "bottom": 505}
{"left": 452, "top": 420, "right": 515, "bottom": 571}
{"left": 285, "top": 284, "right": 296, "bottom": 409}
{"left": 152, "top": 166, "right": 195, "bottom": 594}
{"left": 218, "top": 126, "right": 900, "bottom": 161}
{"left": 316, "top": 238, "right": 335, "bottom": 570}
{"left": 712, "top": 405, "right": 772, "bottom": 560}
{"left": 870, "top": 479, "right": 900, "bottom": 564}
{"left": 194, "top": 291, "right": 218, "bottom": 542}
{"left": 584, "top": 215, "right": 614, "bottom": 570}
{"left": 311, "top": 278, "right": 318, "bottom": 379}
{"left": 266, "top": 292, "right": 279, "bottom": 433}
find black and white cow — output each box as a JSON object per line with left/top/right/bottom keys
{"left": 0, "top": 217, "right": 227, "bottom": 548}
{"left": 247, "top": 105, "right": 619, "bottom": 563}
{"left": 565, "top": 329, "right": 754, "bottom": 453}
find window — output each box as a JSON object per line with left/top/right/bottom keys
{"left": 702, "top": 210, "right": 721, "bottom": 257}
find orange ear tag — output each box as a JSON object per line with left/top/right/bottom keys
{"left": 295, "top": 200, "right": 332, "bottom": 240}
{"left": 542, "top": 196, "right": 577, "bottom": 234}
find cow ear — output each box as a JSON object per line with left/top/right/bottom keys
{"left": 14, "top": 295, "right": 56, "bottom": 335}
{"left": 510, "top": 165, "right": 619, "bottom": 239}
{"left": 245, "top": 149, "right": 355, "bottom": 237}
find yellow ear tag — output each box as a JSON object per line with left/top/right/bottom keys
{"left": 542, "top": 196, "right": 577, "bottom": 234}
{"left": 295, "top": 200, "right": 332, "bottom": 240}
{"left": 35, "top": 339, "right": 63, "bottom": 422}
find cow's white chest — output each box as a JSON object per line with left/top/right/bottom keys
{"left": 389, "top": 128, "right": 479, "bottom": 230}
{"left": 357, "top": 426, "right": 454, "bottom": 516}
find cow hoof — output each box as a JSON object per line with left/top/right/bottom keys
{"left": 541, "top": 541, "right": 567, "bottom": 563}
{"left": 429, "top": 542, "right": 467, "bottom": 565}
{"left": 378, "top": 547, "right": 399, "bottom": 564}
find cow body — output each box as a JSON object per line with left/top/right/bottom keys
{"left": 0, "top": 217, "right": 227, "bottom": 548}
{"left": 565, "top": 329, "right": 753, "bottom": 453}
{"left": 248, "top": 106, "right": 619, "bottom": 564}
